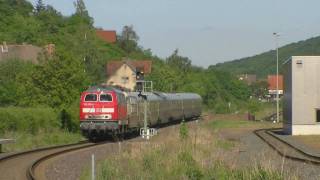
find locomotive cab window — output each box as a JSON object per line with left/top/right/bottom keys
{"left": 84, "top": 94, "right": 97, "bottom": 102}
{"left": 100, "top": 94, "right": 112, "bottom": 102}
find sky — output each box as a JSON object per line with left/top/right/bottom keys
{"left": 28, "top": 0, "right": 320, "bottom": 67}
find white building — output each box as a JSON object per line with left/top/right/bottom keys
{"left": 283, "top": 56, "right": 320, "bottom": 135}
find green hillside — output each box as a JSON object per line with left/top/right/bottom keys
{"left": 0, "top": 0, "right": 251, "bottom": 114}
{"left": 211, "top": 36, "right": 320, "bottom": 78}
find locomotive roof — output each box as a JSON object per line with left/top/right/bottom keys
{"left": 84, "top": 86, "right": 124, "bottom": 94}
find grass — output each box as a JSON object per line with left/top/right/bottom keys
{"left": 1, "top": 130, "right": 83, "bottom": 152}
{"left": 209, "top": 119, "right": 258, "bottom": 130}
{"left": 80, "top": 116, "right": 291, "bottom": 180}
{"left": 215, "top": 139, "right": 235, "bottom": 150}
{"left": 0, "top": 107, "right": 60, "bottom": 133}
{"left": 0, "top": 107, "right": 83, "bottom": 152}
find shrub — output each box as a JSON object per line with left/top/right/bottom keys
{"left": 179, "top": 120, "right": 189, "bottom": 140}
{"left": 0, "top": 107, "right": 60, "bottom": 134}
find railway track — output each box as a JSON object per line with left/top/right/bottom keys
{"left": 0, "top": 140, "right": 108, "bottom": 180}
{"left": 254, "top": 129, "right": 320, "bottom": 165}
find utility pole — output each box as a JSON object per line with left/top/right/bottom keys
{"left": 273, "top": 32, "right": 280, "bottom": 123}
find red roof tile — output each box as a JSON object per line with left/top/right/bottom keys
{"left": 96, "top": 30, "right": 117, "bottom": 43}
{"left": 268, "top": 75, "right": 283, "bottom": 90}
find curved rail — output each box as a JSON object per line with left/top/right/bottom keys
{"left": 27, "top": 142, "right": 105, "bottom": 180}
{"left": 254, "top": 128, "right": 320, "bottom": 164}
{"left": 0, "top": 140, "right": 89, "bottom": 162}
{"left": 0, "top": 140, "right": 100, "bottom": 180}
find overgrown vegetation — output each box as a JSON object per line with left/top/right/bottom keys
{"left": 0, "top": 0, "right": 252, "bottom": 139}
{"left": 81, "top": 118, "right": 285, "bottom": 180}
{"left": 0, "top": 107, "right": 82, "bottom": 152}
{"left": 2, "top": 130, "right": 83, "bottom": 152}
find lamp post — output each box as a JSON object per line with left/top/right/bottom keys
{"left": 273, "top": 32, "right": 280, "bottom": 123}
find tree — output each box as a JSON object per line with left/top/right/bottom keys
{"left": 35, "top": 0, "right": 45, "bottom": 13}
{"left": 73, "top": 0, "right": 92, "bottom": 25}
{"left": 16, "top": 51, "right": 88, "bottom": 107}
{"left": 250, "top": 80, "right": 269, "bottom": 98}
{"left": 74, "top": 0, "right": 89, "bottom": 17}
{"left": 118, "top": 25, "right": 139, "bottom": 54}
{"left": 166, "top": 49, "right": 191, "bottom": 73}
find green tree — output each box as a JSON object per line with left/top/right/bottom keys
{"left": 16, "top": 51, "right": 88, "bottom": 107}
{"left": 166, "top": 49, "right": 191, "bottom": 73}
{"left": 74, "top": 0, "right": 88, "bottom": 17}
{"left": 35, "top": 0, "right": 45, "bottom": 13}
{"left": 248, "top": 99, "right": 261, "bottom": 116}
{"left": 73, "top": 0, "right": 92, "bottom": 25}
{"left": 118, "top": 25, "right": 139, "bottom": 54}
{"left": 250, "top": 80, "right": 269, "bottom": 98}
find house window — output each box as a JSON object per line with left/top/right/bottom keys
{"left": 317, "top": 109, "right": 320, "bottom": 123}
{"left": 121, "top": 76, "right": 129, "bottom": 84}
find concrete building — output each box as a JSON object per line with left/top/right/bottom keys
{"left": 106, "top": 60, "right": 152, "bottom": 91}
{"left": 283, "top": 56, "right": 320, "bottom": 135}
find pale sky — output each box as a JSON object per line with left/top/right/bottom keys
{"left": 28, "top": 0, "right": 320, "bottom": 67}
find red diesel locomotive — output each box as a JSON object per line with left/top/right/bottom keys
{"left": 80, "top": 86, "right": 202, "bottom": 140}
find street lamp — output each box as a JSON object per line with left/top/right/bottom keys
{"left": 273, "top": 32, "right": 280, "bottom": 123}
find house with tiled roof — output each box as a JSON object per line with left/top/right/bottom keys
{"left": 96, "top": 30, "right": 117, "bottom": 43}
{"left": 267, "top": 75, "right": 283, "bottom": 98}
{"left": 106, "top": 60, "right": 152, "bottom": 91}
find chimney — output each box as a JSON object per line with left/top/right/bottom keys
{"left": 1, "top": 41, "right": 8, "bottom": 53}
{"left": 45, "top": 43, "right": 55, "bottom": 56}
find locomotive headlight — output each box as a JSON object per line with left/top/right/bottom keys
{"left": 103, "top": 114, "right": 112, "bottom": 119}
{"left": 85, "top": 115, "right": 89, "bottom": 119}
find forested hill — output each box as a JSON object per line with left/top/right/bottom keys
{"left": 211, "top": 36, "right": 320, "bottom": 78}
{"left": 0, "top": 0, "right": 251, "bottom": 114}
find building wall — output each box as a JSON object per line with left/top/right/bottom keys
{"left": 0, "top": 45, "right": 42, "bottom": 63}
{"left": 106, "top": 64, "right": 136, "bottom": 91}
{"left": 285, "top": 56, "right": 320, "bottom": 135}
{"left": 283, "top": 59, "right": 292, "bottom": 134}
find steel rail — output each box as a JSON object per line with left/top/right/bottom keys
{"left": 0, "top": 140, "right": 89, "bottom": 162}
{"left": 0, "top": 140, "right": 98, "bottom": 180}
{"left": 27, "top": 141, "right": 108, "bottom": 180}
{"left": 254, "top": 128, "right": 320, "bottom": 165}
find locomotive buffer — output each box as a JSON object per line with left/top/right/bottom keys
{"left": 136, "top": 71, "right": 157, "bottom": 140}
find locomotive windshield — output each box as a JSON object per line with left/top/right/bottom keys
{"left": 100, "top": 94, "right": 113, "bottom": 102}
{"left": 84, "top": 94, "right": 97, "bottom": 101}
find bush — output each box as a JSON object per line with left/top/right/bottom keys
{"left": 178, "top": 151, "right": 203, "bottom": 180}
{"left": 179, "top": 121, "right": 188, "bottom": 140}
{"left": 0, "top": 107, "right": 60, "bottom": 134}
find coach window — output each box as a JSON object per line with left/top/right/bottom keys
{"left": 85, "top": 94, "right": 97, "bottom": 102}
{"left": 100, "top": 94, "right": 112, "bottom": 102}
